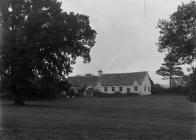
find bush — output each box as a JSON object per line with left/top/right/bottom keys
{"left": 151, "top": 84, "right": 166, "bottom": 94}
{"left": 187, "top": 68, "right": 196, "bottom": 102}
{"left": 92, "top": 91, "right": 139, "bottom": 97}
{"left": 151, "top": 83, "right": 189, "bottom": 96}
{"left": 168, "top": 87, "right": 190, "bottom": 95}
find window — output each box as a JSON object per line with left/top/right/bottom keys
{"left": 112, "top": 87, "right": 115, "bottom": 92}
{"left": 144, "top": 86, "right": 146, "bottom": 91}
{"left": 119, "top": 86, "right": 123, "bottom": 92}
{"left": 97, "top": 87, "right": 101, "bottom": 92}
{"left": 127, "top": 88, "right": 130, "bottom": 93}
{"left": 104, "top": 87, "right": 108, "bottom": 92}
{"left": 134, "top": 86, "right": 138, "bottom": 91}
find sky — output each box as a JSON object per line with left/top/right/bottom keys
{"left": 61, "top": 0, "right": 191, "bottom": 85}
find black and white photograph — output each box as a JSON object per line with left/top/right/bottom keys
{"left": 0, "top": 0, "right": 196, "bottom": 139}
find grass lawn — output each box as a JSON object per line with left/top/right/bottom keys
{"left": 0, "top": 95, "right": 196, "bottom": 140}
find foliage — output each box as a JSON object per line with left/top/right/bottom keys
{"left": 156, "top": 54, "right": 184, "bottom": 88}
{"left": 188, "top": 67, "right": 196, "bottom": 102}
{"left": 151, "top": 83, "right": 189, "bottom": 95}
{"left": 157, "top": 1, "right": 196, "bottom": 64}
{"left": 92, "top": 91, "right": 139, "bottom": 97}
{"left": 85, "top": 73, "right": 95, "bottom": 76}
{"left": 151, "top": 83, "right": 165, "bottom": 94}
{"left": 0, "top": 0, "right": 97, "bottom": 104}
{"left": 157, "top": 1, "right": 196, "bottom": 101}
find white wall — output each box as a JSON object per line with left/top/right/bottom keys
{"left": 95, "top": 74, "right": 151, "bottom": 95}
{"left": 99, "top": 85, "right": 134, "bottom": 94}
{"left": 141, "top": 74, "right": 152, "bottom": 95}
{"left": 95, "top": 73, "right": 152, "bottom": 95}
{"left": 96, "top": 81, "right": 141, "bottom": 94}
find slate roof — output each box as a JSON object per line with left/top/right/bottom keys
{"left": 67, "top": 76, "right": 99, "bottom": 87}
{"left": 68, "top": 71, "right": 148, "bottom": 87}
{"left": 100, "top": 71, "right": 147, "bottom": 86}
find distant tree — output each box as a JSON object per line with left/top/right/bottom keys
{"left": 0, "top": 0, "right": 97, "bottom": 105}
{"left": 157, "top": 1, "right": 196, "bottom": 101}
{"left": 156, "top": 55, "right": 184, "bottom": 88}
{"left": 151, "top": 83, "right": 165, "bottom": 94}
{"left": 85, "top": 73, "right": 94, "bottom": 76}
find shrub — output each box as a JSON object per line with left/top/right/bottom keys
{"left": 92, "top": 91, "right": 139, "bottom": 97}
{"left": 151, "top": 83, "right": 189, "bottom": 96}
{"left": 187, "top": 68, "right": 196, "bottom": 102}
{"left": 151, "top": 83, "right": 166, "bottom": 94}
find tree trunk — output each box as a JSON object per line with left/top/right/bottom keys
{"left": 169, "top": 75, "right": 172, "bottom": 88}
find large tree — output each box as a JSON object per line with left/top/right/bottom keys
{"left": 157, "top": 1, "right": 196, "bottom": 100}
{"left": 157, "top": 1, "right": 196, "bottom": 64}
{"left": 0, "top": 0, "right": 97, "bottom": 105}
{"left": 156, "top": 55, "right": 184, "bottom": 88}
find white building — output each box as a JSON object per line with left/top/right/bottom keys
{"left": 68, "top": 70, "right": 152, "bottom": 96}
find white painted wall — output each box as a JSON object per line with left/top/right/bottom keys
{"left": 99, "top": 85, "right": 136, "bottom": 94}
{"left": 141, "top": 73, "right": 152, "bottom": 95}
{"left": 95, "top": 73, "right": 152, "bottom": 95}
{"left": 96, "top": 82, "right": 141, "bottom": 94}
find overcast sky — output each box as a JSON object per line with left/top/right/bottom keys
{"left": 61, "top": 0, "right": 191, "bottom": 85}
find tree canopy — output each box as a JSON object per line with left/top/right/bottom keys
{"left": 157, "top": 1, "right": 196, "bottom": 101}
{"left": 156, "top": 54, "right": 184, "bottom": 88}
{"left": 0, "top": 0, "right": 97, "bottom": 104}
{"left": 157, "top": 1, "right": 196, "bottom": 64}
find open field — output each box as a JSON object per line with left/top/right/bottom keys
{"left": 0, "top": 95, "right": 196, "bottom": 140}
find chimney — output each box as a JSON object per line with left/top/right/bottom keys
{"left": 98, "top": 69, "right": 103, "bottom": 76}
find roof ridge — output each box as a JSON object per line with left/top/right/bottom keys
{"left": 68, "top": 71, "right": 148, "bottom": 78}
{"left": 68, "top": 71, "right": 150, "bottom": 87}
{"left": 102, "top": 71, "right": 148, "bottom": 75}
{"left": 68, "top": 75, "right": 98, "bottom": 78}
